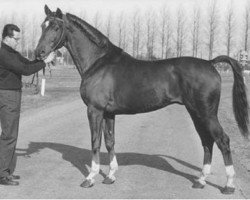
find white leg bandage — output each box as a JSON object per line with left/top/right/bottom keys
{"left": 198, "top": 164, "right": 211, "bottom": 185}
{"left": 86, "top": 160, "right": 100, "bottom": 180}
{"left": 108, "top": 156, "right": 118, "bottom": 180}
{"left": 226, "top": 165, "right": 235, "bottom": 188}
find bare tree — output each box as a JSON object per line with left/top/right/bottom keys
{"left": 159, "top": 6, "right": 172, "bottom": 59}
{"left": 117, "top": 11, "right": 129, "bottom": 52}
{"left": 135, "top": 13, "right": 142, "bottom": 57}
{"left": 146, "top": 10, "right": 157, "bottom": 59}
{"left": 122, "top": 20, "right": 128, "bottom": 52}
{"left": 106, "top": 12, "right": 112, "bottom": 39}
{"left": 160, "top": 6, "right": 166, "bottom": 58}
{"left": 165, "top": 23, "right": 173, "bottom": 58}
{"left": 207, "top": 0, "right": 220, "bottom": 59}
{"left": 191, "top": 5, "right": 201, "bottom": 57}
{"left": 224, "top": 0, "right": 236, "bottom": 56}
{"left": 93, "top": 11, "right": 102, "bottom": 29}
{"left": 19, "top": 14, "right": 28, "bottom": 56}
{"left": 146, "top": 10, "right": 152, "bottom": 59}
{"left": 132, "top": 11, "right": 138, "bottom": 57}
{"left": 243, "top": 1, "right": 250, "bottom": 51}
{"left": 132, "top": 10, "right": 142, "bottom": 57}
{"left": 175, "top": 6, "right": 187, "bottom": 57}
{"left": 31, "top": 14, "right": 39, "bottom": 58}
{"left": 151, "top": 13, "right": 157, "bottom": 59}
{"left": 117, "top": 12, "right": 124, "bottom": 48}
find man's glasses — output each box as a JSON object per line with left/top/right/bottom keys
{"left": 11, "top": 37, "right": 20, "bottom": 42}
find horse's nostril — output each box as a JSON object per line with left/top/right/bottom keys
{"left": 35, "top": 49, "right": 45, "bottom": 59}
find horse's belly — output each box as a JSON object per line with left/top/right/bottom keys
{"left": 109, "top": 87, "right": 182, "bottom": 114}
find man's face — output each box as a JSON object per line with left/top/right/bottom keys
{"left": 8, "top": 31, "right": 20, "bottom": 50}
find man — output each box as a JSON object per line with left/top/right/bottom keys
{"left": 0, "top": 24, "right": 55, "bottom": 186}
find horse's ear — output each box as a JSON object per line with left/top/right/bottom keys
{"left": 56, "top": 8, "right": 63, "bottom": 19}
{"left": 45, "top": 4, "right": 52, "bottom": 16}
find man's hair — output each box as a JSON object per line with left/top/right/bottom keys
{"left": 2, "top": 24, "right": 20, "bottom": 39}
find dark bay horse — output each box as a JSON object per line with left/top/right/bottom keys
{"left": 35, "top": 5, "right": 249, "bottom": 194}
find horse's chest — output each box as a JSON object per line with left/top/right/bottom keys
{"left": 80, "top": 78, "right": 110, "bottom": 108}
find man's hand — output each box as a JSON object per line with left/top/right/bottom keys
{"left": 44, "top": 52, "right": 56, "bottom": 64}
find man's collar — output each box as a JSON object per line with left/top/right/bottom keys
{"left": 1, "top": 41, "right": 18, "bottom": 53}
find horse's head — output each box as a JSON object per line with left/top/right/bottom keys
{"left": 35, "top": 5, "right": 66, "bottom": 60}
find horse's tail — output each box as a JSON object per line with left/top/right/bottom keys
{"left": 211, "top": 55, "right": 249, "bottom": 139}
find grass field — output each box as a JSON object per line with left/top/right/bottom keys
{"left": 20, "top": 67, "right": 250, "bottom": 175}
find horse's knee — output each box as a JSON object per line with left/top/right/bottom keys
{"left": 105, "top": 140, "right": 114, "bottom": 152}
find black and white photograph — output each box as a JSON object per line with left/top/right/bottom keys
{"left": 0, "top": 0, "right": 250, "bottom": 198}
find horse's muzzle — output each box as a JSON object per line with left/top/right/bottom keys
{"left": 35, "top": 49, "right": 46, "bottom": 60}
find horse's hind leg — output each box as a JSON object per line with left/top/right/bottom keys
{"left": 187, "top": 109, "right": 214, "bottom": 189}
{"left": 208, "top": 118, "right": 235, "bottom": 194}
{"left": 81, "top": 106, "right": 104, "bottom": 188}
{"left": 103, "top": 112, "right": 118, "bottom": 184}
{"left": 188, "top": 109, "right": 235, "bottom": 194}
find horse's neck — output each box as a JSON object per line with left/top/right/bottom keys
{"left": 64, "top": 29, "right": 105, "bottom": 77}
{"left": 65, "top": 41, "right": 85, "bottom": 76}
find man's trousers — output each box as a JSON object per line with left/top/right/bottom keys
{"left": 0, "top": 89, "right": 21, "bottom": 178}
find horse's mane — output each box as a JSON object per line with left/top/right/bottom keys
{"left": 66, "top": 13, "right": 110, "bottom": 49}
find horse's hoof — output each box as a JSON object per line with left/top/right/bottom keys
{"left": 221, "top": 186, "right": 235, "bottom": 194}
{"left": 102, "top": 177, "right": 115, "bottom": 185}
{"left": 80, "top": 179, "right": 94, "bottom": 188}
{"left": 192, "top": 181, "right": 205, "bottom": 189}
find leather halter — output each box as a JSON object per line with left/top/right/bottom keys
{"left": 45, "top": 17, "right": 66, "bottom": 52}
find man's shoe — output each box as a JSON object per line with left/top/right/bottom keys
{"left": 0, "top": 177, "right": 19, "bottom": 186}
{"left": 8, "top": 175, "right": 20, "bottom": 180}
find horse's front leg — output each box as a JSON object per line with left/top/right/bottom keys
{"left": 81, "top": 106, "right": 103, "bottom": 188}
{"left": 102, "top": 113, "right": 118, "bottom": 184}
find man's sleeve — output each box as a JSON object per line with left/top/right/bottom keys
{"left": 0, "top": 52, "right": 46, "bottom": 76}
{"left": 18, "top": 54, "right": 40, "bottom": 64}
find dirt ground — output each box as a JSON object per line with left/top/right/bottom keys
{"left": 0, "top": 69, "right": 249, "bottom": 198}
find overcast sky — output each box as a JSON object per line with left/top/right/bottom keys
{"left": 0, "top": 0, "right": 248, "bottom": 17}
{"left": 0, "top": 0, "right": 249, "bottom": 27}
